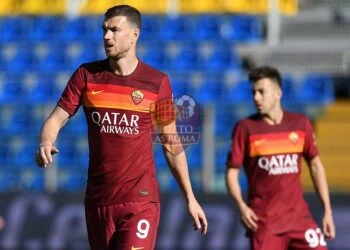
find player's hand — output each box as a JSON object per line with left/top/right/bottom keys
{"left": 239, "top": 204, "right": 259, "bottom": 232}
{"left": 188, "top": 198, "right": 208, "bottom": 235}
{"left": 35, "top": 142, "right": 59, "bottom": 168}
{"left": 322, "top": 211, "right": 335, "bottom": 240}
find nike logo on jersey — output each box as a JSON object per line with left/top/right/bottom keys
{"left": 254, "top": 139, "right": 266, "bottom": 146}
{"left": 131, "top": 246, "right": 144, "bottom": 250}
{"left": 92, "top": 90, "right": 104, "bottom": 95}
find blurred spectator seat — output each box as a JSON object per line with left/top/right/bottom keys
{"left": 29, "top": 16, "right": 64, "bottom": 41}
{"left": 0, "top": 73, "right": 26, "bottom": 104}
{"left": 37, "top": 43, "right": 70, "bottom": 71}
{"left": 192, "top": 77, "right": 223, "bottom": 104}
{"left": 19, "top": 169, "right": 44, "bottom": 191}
{"left": 215, "top": 104, "right": 238, "bottom": 136}
{"left": 170, "top": 43, "right": 200, "bottom": 70}
{"left": 139, "top": 15, "right": 162, "bottom": 41}
{"left": 221, "top": 15, "right": 262, "bottom": 42}
{"left": 172, "top": 78, "right": 190, "bottom": 97}
{"left": 159, "top": 15, "right": 192, "bottom": 41}
{"left": 0, "top": 16, "right": 30, "bottom": 42}
{"left": 296, "top": 74, "right": 335, "bottom": 104}
{"left": 185, "top": 144, "right": 202, "bottom": 167}
{"left": 140, "top": 42, "right": 167, "bottom": 69}
{"left": 215, "top": 144, "right": 230, "bottom": 172}
{"left": 223, "top": 78, "right": 253, "bottom": 104}
{"left": 0, "top": 171, "right": 18, "bottom": 191}
{"left": 57, "top": 170, "right": 87, "bottom": 191}
{"left": 153, "top": 144, "right": 168, "bottom": 168}
{"left": 202, "top": 45, "right": 241, "bottom": 70}
{"left": 193, "top": 15, "right": 221, "bottom": 40}
{"left": 0, "top": 106, "right": 33, "bottom": 134}
{"left": 26, "top": 73, "right": 62, "bottom": 103}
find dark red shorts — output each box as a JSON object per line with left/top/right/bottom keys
{"left": 85, "top": 201, "right": 160, "bottom": 250}
{"left": 250, "top": 219, "right": 328, "bottom": 250}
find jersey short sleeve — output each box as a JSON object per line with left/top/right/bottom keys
{"left": 154, "top": 76, "right": 175, "bottom": 125}
{"left": 229, "top": 121, "right": 248, "bottom": 168}
{"left": 57, "top": 65, "right": 86, "bottom": 116}
{"left": 157, "top": 75, "right": 173, "bottom": 101}
{"left": 303, "top": 117, "right": 319, "bottom": 160}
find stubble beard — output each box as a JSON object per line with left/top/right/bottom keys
{"left": 106, "top": 46, "right": 131, "bottom": 60}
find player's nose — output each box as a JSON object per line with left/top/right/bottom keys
{"left": 253, "top": 92, "right": 260, "bottom": 103}
{"left": 104, "top": 30, "right": 113, "bottom": 40}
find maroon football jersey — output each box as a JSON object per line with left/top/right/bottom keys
{"left": 229, "top": 111, "right": 318, "bottom": 233}
{"left": 58, "top": 59, "right": 172, "bottom": 205}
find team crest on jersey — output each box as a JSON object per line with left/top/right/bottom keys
{"left": 289, "top": 132, "right": 299, "bottom": 144}
{"left": 131, "top": 90, "right": 144, "bottom": 104}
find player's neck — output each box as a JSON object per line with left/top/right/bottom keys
{"left": 109, "top": 54, "right": 138, "bottom": 76}
{"left": 263, "top": 106, "right": 284, "bottom": 125}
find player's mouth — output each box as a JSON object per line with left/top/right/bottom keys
{"left": 255, "top": 103, "right": 263, "bottom": 110}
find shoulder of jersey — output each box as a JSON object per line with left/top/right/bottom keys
{"left": 235, "top": 115, "right": 254, "bottom": 128}
{"left": 234, "top": 114, "right": 264, "bottom": 131}
{"left": 284, "top": 111, "right": 307, "bottom": 122}
{"left": 244, "top": 114, "right": 261, "bottom": 124}
{"left": 80, "top": 59, "right": 109, "bottom": 72}
{"left": 79, "top": 59, "right": 168, "bottom": 84}
{"left": 138, "top": 60, "right": 167, "bottom": 80}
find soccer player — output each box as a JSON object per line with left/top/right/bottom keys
{"left": 226, "top": 66, "right": 335, "bottom": 250}
{"left": 35, "top": 5, "right": 207, "bottom": 250}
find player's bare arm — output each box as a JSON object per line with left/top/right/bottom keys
{"left": 160, "top": 121, "right": 208, "bottom": 235}
{"left": 307, "top": 155, "right": 336, "bottom": 240}
{"left": 226, "top": 166, "right": 258, "bottom": 232}
{"left": 35, "top": 106, "right": 70, "bottom": 168}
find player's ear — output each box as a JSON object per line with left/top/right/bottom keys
{"left": 277, "top": 86, "right": 282, "bottom": 99}
{"left": 131, "top": 28, "right": 140, "bottom": 44}
{"left": 273, "top": 82, "right": 282, "bottom": 99}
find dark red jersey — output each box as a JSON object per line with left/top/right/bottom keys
{"left": 58, "top": 59, "right": 172, "bottom": 205}
{"left": 229, "top": 111, "right": 318, "bottom": 233}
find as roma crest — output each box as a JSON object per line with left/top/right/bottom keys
{"left": 288, "top": 132, "right": 299, "bottom": 144}
{"left": 131, "top": 90, "right": 144, "bottom": 104}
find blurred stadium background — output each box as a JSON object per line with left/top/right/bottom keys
{"left": 0, "top": 0, "right": 349, "bottom": 249}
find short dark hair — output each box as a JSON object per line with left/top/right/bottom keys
{"left": 104, "top": 5, "right": 141, "bottom": 30}
{"left": 248, "top": 66, "right": 282, "bottom": 88}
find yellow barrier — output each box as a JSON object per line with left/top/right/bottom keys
{"left": 0, "top": 0, "right": 65, "bottom": 15}
{"left": 223, "top": 0, "right": 298, "bottom": 15}
{"left": 178, "top": 0, "right": 224, "bottom": 13}
{"left": 0, "top": 0, "right": 14, "bottom": 15}
{"left": 0, "top": 0, "right": 297, "bottom": 15}
{"left": 80, "top": 0, "right": 167, "bottom": 15}
{"left": 302, "top": 101, "right": 350, "bottom": 193}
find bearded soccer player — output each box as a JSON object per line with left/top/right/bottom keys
{"left": 226, "top": 66, "right": 335, "bottom": 250}
{"left": 35, "top": 5, "right": 207, "bottom": 250}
